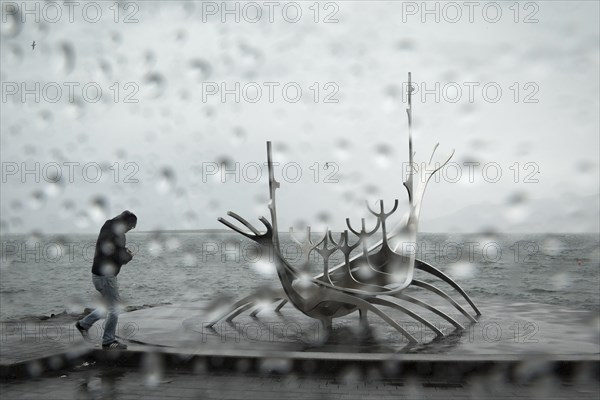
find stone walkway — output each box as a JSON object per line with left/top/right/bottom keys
{"left": 1, "top": 319, "right": 91, "bottom": 367}
{"left": 1, "top": 305, "right": 598, "bottom": 399}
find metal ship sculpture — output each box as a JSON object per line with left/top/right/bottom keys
{"left": 208, "top": 73, "right": 481, "bottom": 344}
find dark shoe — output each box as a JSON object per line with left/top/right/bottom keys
{"left": 75, "top": 322, "right": 89, "bottom": 339}
{"left": 102, "top": 341, "right": 127, "bottom": 350}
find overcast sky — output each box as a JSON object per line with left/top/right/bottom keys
{"left": 1, "top": 1, "right": 599, "bottom": 234}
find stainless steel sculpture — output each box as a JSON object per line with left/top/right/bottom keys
{"left": 209, "top": 73, "right": 481, "bottom": 344}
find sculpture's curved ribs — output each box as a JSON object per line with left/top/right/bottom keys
{"left": 274, "top": 299, "right": 288, "bottom": 312}
{"left": 411, "top": 280, "right": 477, "bottom": 323}
{"left": 367, "top": 297, "right": 444, "bottom": 337}
{"left": 415, "top": 259, "right": 481, "bottom": 316}
{"left": 247, "top": 297, "right": 285, "bottom": 317}
{"left": 321, "top": 291, "right": 419, "bottom": 344}
{"left": 206, "top": 293, "right": 262, "bottom": 328}
{"left": 226, "top": 302, "right": 257, "bottom": 322}
{"left": 391, "top": 293, "right": 465, "bottom": 330}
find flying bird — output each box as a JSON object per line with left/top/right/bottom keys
{"left": 31, "top": 41, "right": 36, "bottom": 50}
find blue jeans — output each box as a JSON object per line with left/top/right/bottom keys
{"left": 78, "top": 274, "right": 121, "bottom": 345}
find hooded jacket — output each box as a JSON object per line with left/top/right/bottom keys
{"left": 91, "top": 212, "right": 135, "bottom": 276}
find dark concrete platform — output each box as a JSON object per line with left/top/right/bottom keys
{"left": 2, "top": 298, "right": 598, "bottom": 382}
{"left": 2, "top": 363, "right": 599, "bottom": 400}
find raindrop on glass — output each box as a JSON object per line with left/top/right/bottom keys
{"left": 144, "top": 72, "right": 167, "bottom": 99}
{"left": 189, "top": 59, "right": 213, "bottom": 81}
{"left": 75, "top": 211, "right": 91, "bottom": 228}
{"left": 0, "top": 8, "right": 22, "bottom": 38}
{"left": 89, "top": 196, "right": 109, "bottom": 223}
{"left": 374, "top": 143, "right": 392, "bottom": 168}
{"left": 58, "top": 42, "right": 76, "bottom": 74}
{"left": 449, "top": 261, "right": 475, "bottom": 279}
{"left": 230, "top": 126, "right": 246, "bottom": 146}
{"left": 60, "top": 200, "right": 76, "bottom": 218}
{"left": 156, "top": 167, "right": 176, "bottom": 194}
{"left": 29, "top": 190, "right": 46, "bottom": 209}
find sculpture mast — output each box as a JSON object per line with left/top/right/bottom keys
{"left": 266, "top": 141, "right": 281, "bottom": 250}
{"left": 404, "top": 72, "right": 414, "bottom": 205}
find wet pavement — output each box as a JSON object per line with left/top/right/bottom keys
{"left": 2, "top": 363, "right": 599, "bottom": 400}
{"left": 1, "top": 301, "right": 598, "bottom": 399}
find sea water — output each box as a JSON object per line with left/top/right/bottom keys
{"left": 1, "top": 232, "right": 598, "bottom": 321}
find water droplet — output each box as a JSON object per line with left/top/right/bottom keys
{"left": 144, "top": 72, "right": 167, "bottom": 98}
{"left": 10, "top": 199, "right": 23, "bottom": 211}
{"left": 1, "top": 7, "right": 22, "bottom": 38}
{"left": 44, "top": 180, "right": 63, "bottom": 198}
{"left": 575, "top": 160, "right": 595, "bottom": 173}
{"left": 0, "top": 220, "right": 9, "bottom": 234}
{"left": 26, "top": 361, "right": 43, "bottom": 378}
{"left": 148, "top": 238, "right": 164, "bottom": 257}
{"left": 23, "top": 145, "right": 36, "bottom": 155}
{"left": 144, "top": 51, "right": 156, "bottom": 67}
{"left": 230, "top": 126, "right": 246, "bottom": 146}
{"left": 395, "top": 38, "right": 415, "bottom": 51}
{"left": 156, "top": 167, "right": 176, "bottom": 194}
{"left": 89, "top": 196, "right": 109, "bottom": 223}
{"left": 316, "top": 212, "right": 330, "bottom": 223}
{"left": 449, "top": 261, "right": 475, "bottom": 279}
{"left": 142, "top": 353, "right": 164, "bottom": 387}
{"left": 183, "top": 211, "right": 198, "bottom": 229}
{"left": 189, "top": 59, "right": 212, "bottom": 81}
{"left": 216, "top": 155, "right": 234, "bottom": 170}
{"left": 75, "top": 211, "right": 91, "bottom": 228}
{"left": 254, "top": 261, "right": 276, "bottom": 277}
{"left": 504, "top": 191, "right": 529, "bottom": 224}
{"left": 110, "top": 31, "right": 122, "bottom": 44}
{"left": 374, "top": 144, "right": 392, "bottom": 168}
{"left": 182, "top": 253, "right": 196, "bottom": 266}
{"left": 355, "top": 262, "right": 375, "bottom": 280}
{"left": 364, "top": 184, "right": 379, "bottom": 195}
{"left": 204, "top": 106, "right": 216, "bottom": 119}
{"left": 239, "top": 43, "right": 263, "bottom": 76}
{"left": 65, "top": 98, "right": 85, "bottom": 119}
{"left": 60, "top": 200, "right": 75, "bottom": 218}
{"left": 541, "top": 237, "right": 564, "bottom": 257}
{"left": 550, "top": 272, "right": 571, "bottom": 290}
{"left": 383, "top": 85, "right": 401, "bottom": 113}
{"left": 58, "top": 42, "right": 76, "bottom": 74}
{"left": 6, "top": 44, "right": 23, "bottom": 64}
{"left": 29, "top": 190, "right": 46, "bottom": 209}
{"left": 335, "top": 139, "right": 351, "bottom": 161}
{"left": 175, "top": 29, "right": 188, "bottom": 42}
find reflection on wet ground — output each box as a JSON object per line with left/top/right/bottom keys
{"left": 2, "top": 363, "right": 599, "bottom": 400}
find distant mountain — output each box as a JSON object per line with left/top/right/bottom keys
{"left": 420, "top": 194, "right": 600, "bottom": 233}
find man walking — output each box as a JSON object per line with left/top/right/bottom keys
{"left": 75, "top": 210, "right": 137, "bottom": 349}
